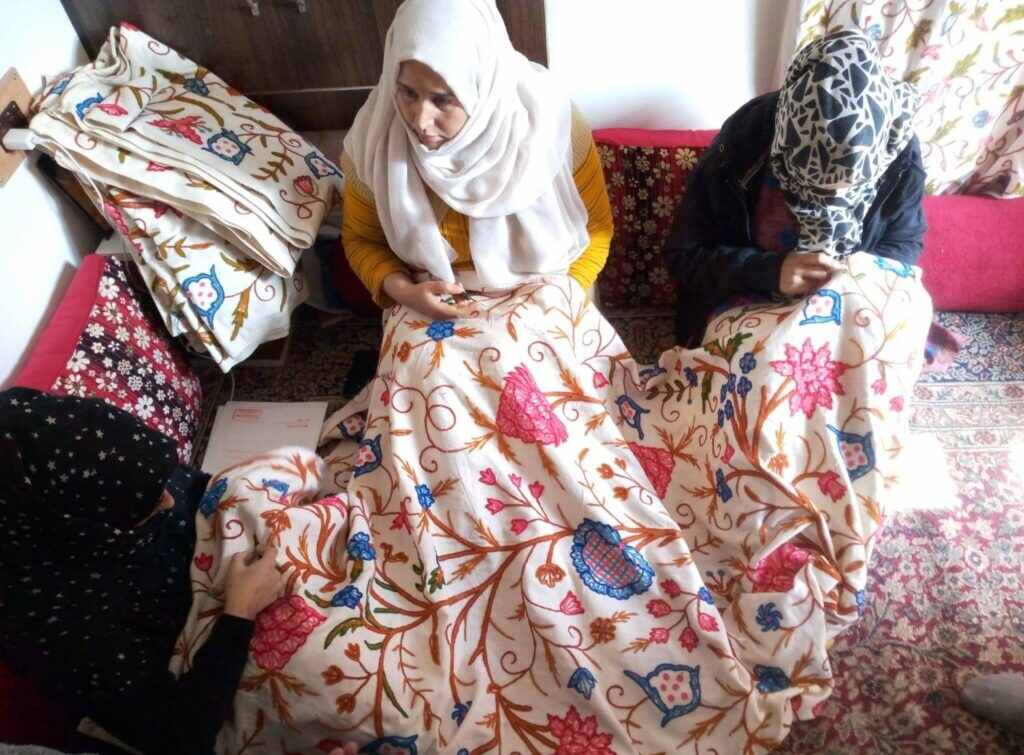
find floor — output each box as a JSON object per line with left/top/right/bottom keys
{"left": 194, "top": 308, "right": 1024, "bottom": 754}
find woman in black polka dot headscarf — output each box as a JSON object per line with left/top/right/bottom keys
{"left": 0, "top": 387, "right": 287, "bottom": 754}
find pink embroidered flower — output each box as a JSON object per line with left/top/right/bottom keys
{"left": 627, "top": 442, "right": 675, "bottom": 499}
{"left": 559, "top": 591, "right": 584, "bottom": 615}
{"left": 250, "top": 595, "right": 326, "bottom": 671}
{"left": 750, "top": 543, "right": 811, "bottom": 593}
{"left": 380, "top": 388, "right": 390, "bottom": 405}
{"left": 547, "top": 706, "right": 615, "bottom": 755}
{"left": 510, "top": 518, "right": 529, "bottom": 534}
{"left": 293, "top": 175, "right": 315, "bottom": 196}
{"left": 722, "top": 442, "right": 735, "bottom": 464}
{"left": 193, "top": 553, "right": 213, "bottom": 572}
{"left": 697, "top": 612, "right": 719, "bottom": 632}
{"left": 148, "top": 115, "right": 205, "bottom": 145}
{"left": 592, "top": 372, "right": 609, "bottom": 388}
{"left": 478, "top": 468, "right": 497, "bottom": 485}
{"left": 509, "top": 473, "right": 522, "bottom": 488}
{"left": 495, "top": 365, "right": 568, "bottom": 446}
{"left": 679, "top": 627, "right": 699, "bottom": 651}
{"left": 146, "top": 161, "right": 172, "bottom": 172}
{"left": 529, "top": 481, "right": 544, "bottom": 499}
{"left": 646, "top": 599, "right": 672, "bottom": 618}
{"left": 660, "top": 579, "right": 682, "bottom": 599}
{"left": 96, "top": 102, "right": 128, "bottom": 116}
{"left": 890, "top": 396, "right": 904, "bottom": 412}
{"left": 817, "top": 470, "right": 846, "bottom": 502}
{"left": 920, "top": 44, "right": 941, "bottom": 60}
{"left": 390, "top": 507, "right": 411, "bottom": 532}
{"left": 485, "top": 497, "right": 505, "bottom": 514}
{"left": 649, "top": 627, "right": 669, "bottom": 644}
{"left": 771, "top": 338, "right": 848, "bottom": 418}
{"left": 871, "top": 378, "right": 887, "bottom": 395}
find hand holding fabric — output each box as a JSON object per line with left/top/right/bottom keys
{"left": 382, "top": 273, "right": 476, "bottom": 319}
{"left": 778, "top": 251, "right": 843, "bottom": 296}
{"left": 224, "top": 544, "right": 288, "bottom": 620}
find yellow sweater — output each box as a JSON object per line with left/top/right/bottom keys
{"left": 340, "top": 111, "right": 613, "bottom": 307}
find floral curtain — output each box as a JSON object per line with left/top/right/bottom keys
{"left": 793, "top": 0, "right": 1024, "bottom": 197}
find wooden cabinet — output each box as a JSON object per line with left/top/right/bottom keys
{"left": 60, "top": 0, "right": 547, "bottom": 131}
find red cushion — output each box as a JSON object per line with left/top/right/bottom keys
{"left": 9, "top": 255, "right": 203, "bottom": 462}
{"left": 920, "top": 195, "right": 1024, "bottom": 312}
{"left": 593, "top": 128, "right": 718, "bottom": 149}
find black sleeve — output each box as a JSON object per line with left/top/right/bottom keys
{"left": 662, "top": 137, "right": 784, "bottom": 347}
{"left": 870, "top": 137, "right": 928, "bottom": 266}
{"left": 96, "top": 615, "right": 254, "bottom": 755}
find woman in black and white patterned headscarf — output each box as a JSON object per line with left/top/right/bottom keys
{"left": 665, "top": 29, "right": 926, "bottom": 347}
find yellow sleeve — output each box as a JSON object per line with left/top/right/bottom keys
{"left": 340, "top": 180, "right": 409, "bottom": 308}
{"left": 567, "top": 137, "right": 614, "bottom": 290}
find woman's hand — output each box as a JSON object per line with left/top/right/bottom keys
{"left": 778, "top": 252, "right": 844, "bottom": 296}
{"left": 223, "top": 544, "right": 288, "bottom": 620}
{"left": 382, "top": 272, "right": 475, "bottom": 319}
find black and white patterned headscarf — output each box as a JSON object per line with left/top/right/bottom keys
{"left": 771, "top": 30, "right": 920, "bottom": 257}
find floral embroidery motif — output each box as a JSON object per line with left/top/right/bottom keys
{"left": 346, "top": 532, "right": 375, "bottom": 561}
{"left": 624, "top": 663, "right": 702, "bottom": 726}
{"left": 628, "top": 442, "right": 675, "bottom": 499}
{"left": 754, "top": 664, "right": 791, "bottom": 693}
{"left": 203, "top": 128, "right": 253, "bottom": 165}
{"left": 771, "top": 338, "right": 848, "bottom": 418}
{"left": 615, "top": 394, "right": 650, "bottom": 439}
{"left": 181, "top": 266, "right": 225, "bottom": 325}
{"left": 756, "top": 602, "right": 784, "bottom": 631}
{"left": 749, "top": 543, "right": 811, "bottom": 593}
{"left": 74, "top": 93, "right": 104, "bottom": 119}
{"left": 426, "top": 320, "right": 455, "bottom": 341}
{"left": 353, "top": 435, "right": 383, "bottom": 477}
{"left": 304, "top": 150, "right": 341, "bottom": 179}
{"left": 249, "top": 595, "right": 325, "bottom": 671}
{"left": 547, "top": 706, "right": 615, "bottom": 755}
{"left": 361, "top": 735, "right": 419, "bottom": 754}
{"left": 800, "top": 289, "right": 843, "bottom": 326}
{"left": 568, "top": 667, "right": 597, "bottom": 700}
{"left": 570, "top": 519, "right": 654, "bottom": 600}
{"left": 828, "top": 426, "right": 877, "bottom": 481}
{"left": 495, "top": 365, "right": 568, "bottom": 446}
{"left": 199, "top": 478, "right": 228, "bottom": 518}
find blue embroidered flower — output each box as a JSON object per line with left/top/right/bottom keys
{"left": 754, "top": 664, "right": 791, "bottom": 693}
{"left": 717, "top": 409, "right": 725, "bottom": 428}
{"left": 615, "top": 395, "right": 650, "bottom": 440}
{"left": 683, "top": 367, "right": 698, "bottom": 387}
{"left": 331, "top": 585, "right": 363, "bottom": 609}
{"left": 426, "top": 320, "right": 455, "bottom": 341}
{"left": 800, "top": 289, "right": 843, "bottom": 326}
{"left": 451, "top": 701, "right": 471, "bottom": 726}
{"left": 726, "top": 373, "right": 737, "bottom": 393}
{"left": 973, "top": 110, "right": 990, "bottom": 128}
{"left": 874, "top": 256, "right": 914, "bottom": 278}
{"left": 828, "top": 425, "right": 877, "bottom": 481}
{"left": 715, "top": 469, "right": 733, "bottom": 503}
{"left": 724, "top": 399, "right": 734, "bottom": 420}
{"left": 739, "top": 352, "right": 757, "bottom": 374}
{"left": 568, "top": 667, "right": 597, "bottom": 700}
{"left": 866, "top": 23, "right": 882, "bottom": 40}
{"left": 203, "top": 129, "right": 253, "bottom": 165}
{"left": 262, "top": 478, "right": 290, "bottom": 495}
{"left": 415, "top": 483, "right": 435, "bottom": 510}
{"left": 303, "top": 150, "right": 341, "bottom": 179}
{"left": 624, "top": 663, "right": 702, "bottom": 727}
{"left": 570, "top": 518, "right": 654, "bottom": 600}
{"left": 181, "top": 266, "right": 225, "bottom": 325}
{"left": 737, "top": 376, "right": 752, "bottom": 398}
{"left": 182, "top": 77, "right": 210, "bottom": 96}
{"left": 346, "top": 532, "right": 376, "bottom": 561}
{"left": 756, "top": 602, "right": 783, "bottom": 631}
{"left": 698, "top": 587, "right": 714, "bottom": 605}
{"left": 50, "top": 77, "right": 71, "bottom": 96}
{"left": 353, "top": 435, "right": 383, "bottom": 477}
{"left": 855, "top": 589, "right": 867, "bottom": 616}
{"left": 199, "top": 477, "right": 228, "bottom": 518}
{"left": 75, "top": 93, "right": 104, "bottom": 119}
{"left": 361, "top": 735, "right": 418, "bottom": 754}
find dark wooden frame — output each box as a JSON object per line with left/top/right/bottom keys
{"left": 60, "top": 0, "right": 547, "bottom": 131}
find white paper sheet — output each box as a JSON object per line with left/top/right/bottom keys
{"left": 201, "top": 401, "right": 329, "bottom": 475}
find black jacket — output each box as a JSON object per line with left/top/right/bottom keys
{"left": 663, "top": 91, "right": 927, "bottom": 347}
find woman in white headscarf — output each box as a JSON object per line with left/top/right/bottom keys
{"left": 174, "top": 10, "right": 930, "bottom": 755}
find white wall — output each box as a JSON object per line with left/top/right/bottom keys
{"left": 0, "top": 0, "right": 102, "bottom": 384}
{"left": 546, "top": 0, "right": 800, "bottom": 129}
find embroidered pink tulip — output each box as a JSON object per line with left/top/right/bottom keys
{"left": 817, "top": 470, "right": 846, "bottom": 502}
{"left": 193, "top": 552, "right": 214, "bottom": 572}
{"left": 722, "top": 442, "right": 735, "bottom": 464}
{"left": 146, "top": 161, "right": 172, "bottom": 172}
{"left": 148, "top": 115, "right": 205, "bottom": 145}
{"left": 478, "top": 468, "right": 497, "bottom": 485}
{"left": 547, "top": 706, "right": 614, "bottom": 755}
{"left": 649, "top": 627, "right": 669, "bottom": 644}
{"left": 627, "top": 442, "right": 676, "bottom": 499}
{"left": 96, "top": 102, "right": 128, "bottom": 116}
{"left": 509, "top": 473, "right": 522, "bottom": 488}
{"left": 697, "top": 612, "right": 719, "bottom": 632}
{"left": 293, "top": 175, "right": 315, "bottom": 196}
{"left": 495, "top": 365, "right": 568, "bottom": 446}
{"left": 559, "top": 591, "right": 584, "bottom": 615}
{"left": 771, "top": 338, "right": 848, "bottom": 418}
{"left": 485, "top": 497, "right": 505, "bottom": 514}
{"left": 660, "top": 579, "right": 682, "bottom": 599}
{"left": 646, "top": 599, "right": 672, "bottom": 618}
{"left": 510, "top": 518, "right": 529, "bottom": 534}
{"left": 592, "top": 372, "right": 609, "bottom": 388}
{"left": 750, "top": 543, "right": 811, "bottom": 593}
{"left": 890, "top": 396, "right": 904, "bottom": 412}
{"left": 679, "top": 627, "right": 699, "bottom": 651}
{"left": 529, "top": 481, "right": 544, "bottom": 499}
{"left": 250, "top": 595, "right": 326, "bottom": 671}
{"left": 871, "top": 378, "right": 887, "bottom": 395}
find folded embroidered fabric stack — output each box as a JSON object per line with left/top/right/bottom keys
{"left": 30, "top": 23, "right": 343, "bottom": 371}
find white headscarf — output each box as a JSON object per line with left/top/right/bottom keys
{"left": 343, "top": 0, "right": 589, "bottom": 288}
